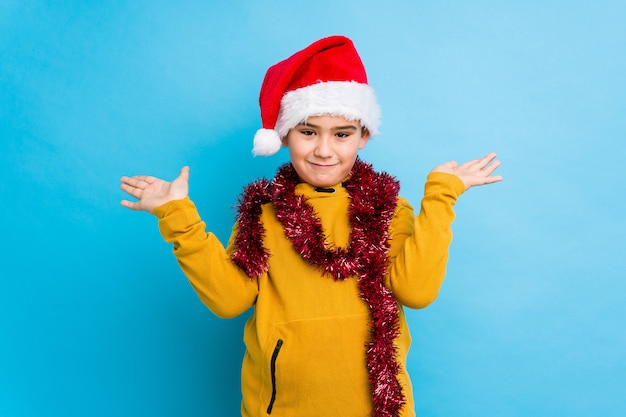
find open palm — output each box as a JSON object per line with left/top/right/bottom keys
{"left": 120, "top": 166, "right": 190, "bottom": 214}
{"left": 431, "top": 152, "right": 502, "bottom": 191}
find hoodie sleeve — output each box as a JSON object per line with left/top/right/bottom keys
{"left": 154, "top": 197, "right": 258, "bottom": 318}
{"left": 386, "top": 172, "right": 466, "bottom": 309}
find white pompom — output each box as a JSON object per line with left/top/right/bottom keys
{"left": 252, "top": 128, "right": 282, "bottom": 156}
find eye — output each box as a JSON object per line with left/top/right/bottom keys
{"left": 300, "top": 129, "right": 315, "bottom": 136}
{"left": 335, "top": 131, "right": 352, "bottom": 139}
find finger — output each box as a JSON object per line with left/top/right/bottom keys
{"left": 477, "top": 152, "right": 498, "bottom": 169}
{"left": 120, "top": 175, "right": 156, "bottom": 188}
{"left": 120, "top": 176, "right": 143, "bottom": 188}
{"left": 466, "top": 174, "right": 503, "bottom": 189}
{"left": 462, "top": 152, "right": 498, "bottom": 170}
{"left": 120, "top": 176, "right": 140, "bottom": 187}
{"left": 459, "top": 157, "right": 483, "bottom": 170}
{"left": 120, "top": 199, "right": 141, "bottom": 210}
{"left": 120, "top": 183, "right": 143, "bottom": 199}
{"left": 480, "top": 159, "right": 501, "bottom": 176}
{"left": 132, "top": 175, "right": 156, "bottom": 183}
{"left": 482, "top": 152, "right": 497, "bottom": 161}
{"left": 479, "top": 174, "right": 504, "bottom": 185}
{"left": 468, "top": 154, "right": 499, "bottom": 173}
{"left": 483, "top": 175, "right": 503, "bottom": 184}
{"left": 120, "top": 183, "right": 135, "bottom": 194}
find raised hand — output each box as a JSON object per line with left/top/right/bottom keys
{"left": 431, "top": 152, "right": 502, "bottom": 191}
{"left": 120, "top": 166, "right": 190, "bottom": 214}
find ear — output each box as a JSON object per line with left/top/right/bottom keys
{"left": 358, "top": 128, "right": 370, "bottom": 150}
{"left": 281, "top": 135, "right": 289, "bottom": 147}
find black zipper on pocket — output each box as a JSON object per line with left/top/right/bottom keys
{"left": 266, "top": 339, "right": 283, "bottom": 414}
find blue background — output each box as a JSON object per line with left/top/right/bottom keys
{"left": 2, "top": 1, "right": 625, "bottom": 416}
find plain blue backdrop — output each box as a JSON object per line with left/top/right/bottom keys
{"left": 2, "top": 1, "right": 625, "bottom": 416}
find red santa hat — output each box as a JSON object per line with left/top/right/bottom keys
{"left": 253, "top": 35, "right": 381, "bottom": 156}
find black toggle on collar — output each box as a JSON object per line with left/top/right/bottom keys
{"left": 314, "top": 187, "right": 336, "bottom": 193}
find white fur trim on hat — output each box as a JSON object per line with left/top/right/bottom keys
{"left": 274, "top": 81, "right": 381, "bottom": 139}
{"left": 252, "top": 128, "right": 282, "bottom": 156}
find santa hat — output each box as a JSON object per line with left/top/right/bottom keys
{"left": 252, "top": 35, "right": 381, "bottom": 156}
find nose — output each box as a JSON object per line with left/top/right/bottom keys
{"left": 314, "top": 135, "right": 332, "bottom": 158}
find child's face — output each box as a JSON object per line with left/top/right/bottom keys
{"left": 282, "top": 115, "right": 370, "bottom": 187}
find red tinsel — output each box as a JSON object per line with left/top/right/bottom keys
{"left": 231, "top": 160, "right": 405, "bottom": 417}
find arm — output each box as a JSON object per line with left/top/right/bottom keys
{"left": 386, "top": 172, "right": 464, "bottom": 308}
{"left": 386, "top": 153, "right": 502, "bottom": 308}
{"left": 120, "top": 167, "right": 258, "bottom": 317}
{"left": 154, "top": 199, "right": 258, "bottom": 318}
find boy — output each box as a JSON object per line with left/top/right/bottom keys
{"left": 120, "top": 36, "right": 501, "bottom": 417}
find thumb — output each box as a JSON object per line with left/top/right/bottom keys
{"left": 178, "top": 166, "right": 190, "bottom": 182}
{"left": 170, "top": 166, "right": 190, "bottom": 201}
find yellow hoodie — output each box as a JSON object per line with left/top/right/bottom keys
{"left": 154, "top": 171, "right": 465, "bottom": 417}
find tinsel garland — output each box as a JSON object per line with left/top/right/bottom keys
{"left": 231, "top": 159, "right": 405, "bottom": 417}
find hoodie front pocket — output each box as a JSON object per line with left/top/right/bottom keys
{"left": 258, "top": 314, "right": 373, "bottom": 416}
{"left": 266, "top": 339, "right": 283, "bottom": 414}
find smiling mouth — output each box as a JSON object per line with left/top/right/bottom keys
{"left": 309, "top": 162, "right": 337, "bottom": 169}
